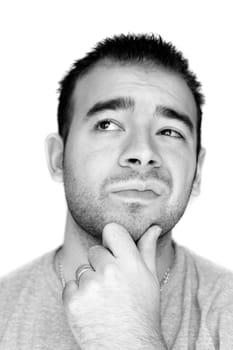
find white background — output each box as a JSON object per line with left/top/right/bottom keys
{"left": 0, "top": 0, "right": 232, "bottom": 276}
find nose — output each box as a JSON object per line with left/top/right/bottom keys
{"left": 118, "top": 132, "right": 162, "bottom": 170}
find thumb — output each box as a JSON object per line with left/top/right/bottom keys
{"left": 137, "top": 226, "right": 162, "bottom": 277}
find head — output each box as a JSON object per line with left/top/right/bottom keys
{"left": 46, "top": 33, "right": 206, "bottom": 242}
{"left": 58, "top": 33, "right": 204, "bottom": 156}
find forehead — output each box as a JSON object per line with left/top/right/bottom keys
{"left": 72, "top": 61, "right": 197, "bottom": 123}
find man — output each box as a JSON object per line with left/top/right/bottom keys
{"left": 0, "top": 33, "right": 233, "bottom": 350}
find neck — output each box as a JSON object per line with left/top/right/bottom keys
{"left": 58, "top": 211, "right": 175, "bottom": 284}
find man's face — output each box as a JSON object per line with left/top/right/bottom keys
{"left": 63, "top": 62, "right": 202, "bottom": 241}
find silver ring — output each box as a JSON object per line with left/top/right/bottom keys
{"left": 76, "top": 264, "right": 93, "bottom": 286}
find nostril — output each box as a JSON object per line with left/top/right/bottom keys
{"left": 128, "top": 158, "right": 156, "bottom": 166}
{"left": 128, "top": 158, "right": 140, "bottom": 164}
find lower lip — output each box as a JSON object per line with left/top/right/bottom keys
{"left": 110, "top": 190, "right": 158, "bottom": 202}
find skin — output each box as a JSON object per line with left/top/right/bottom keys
{"left": 45, "top": 61, "right": 205, "bottom": 348}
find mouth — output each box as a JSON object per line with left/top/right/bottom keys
{"left": 107, "top": 180, "right": 166, "bottom": 199}
{"left": 110, "top": 189, "right": 159, "bottom": 202}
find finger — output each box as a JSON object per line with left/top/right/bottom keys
{"left": 137, "top": 226, "right": 162, "bottom": 277}
{"left": 102, "top": 222, "right": 139, "bottom": 260}
{"left": 62, "top": 280, "right": 78, "bottom": 306}
{"left": 88, "top": 245, "right": 114, "bottom": 272}
{"left": 75, "top": 266, "right": 95, "bottom": 288}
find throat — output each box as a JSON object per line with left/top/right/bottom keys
{"left": 156, "top": 231, "right": 176, "bottom": 284}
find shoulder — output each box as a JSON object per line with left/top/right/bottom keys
{"left": 177, "top": 243, "right": 233, "bottom": 309}
{"left": 0, "top": 249, "right": 58, "bottom": 318}
{"left": 0, "top": 250, "right": 55, "bottom": 289}
{"left": 0, "top": 249, "right": 64, "bottom": 344}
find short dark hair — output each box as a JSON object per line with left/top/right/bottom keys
{"left": 57, "top": 33, "right": 205, "bottom": 156}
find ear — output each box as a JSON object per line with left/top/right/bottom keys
{"left": 45, "top": 133, "right": 64, "bottom": 183}
{"left": 191, "top": 147, "right": 206, "bottom": 196}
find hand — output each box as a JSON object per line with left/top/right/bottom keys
{"left": 62, "top": 223, "right": 166, "bottom": 350}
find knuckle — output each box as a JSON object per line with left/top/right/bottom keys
{"left": 63, "top": 292, "right": 77, "bottom": 312}
{"left": 85, "top": 279, "right": 100, "bottom": 294}
{"left": 62, "top": 282, "right": 75, "bottom": 303}
{"left": 67, "top": 296, "right": 77, "bottom": 312}
{"left": 103, "top": 262, "right": 118, "bottom": 278}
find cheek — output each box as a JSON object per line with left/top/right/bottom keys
{"left": 166, "top": 149, "right": 197, "bottom": 191}
{"left": 76, "top": 142, "right": 118, "bottom": 184}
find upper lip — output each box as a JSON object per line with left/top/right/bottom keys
{"left": 109, "top": 181, "right": 165, "bottom": 195}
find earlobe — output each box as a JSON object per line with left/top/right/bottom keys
{"left": 45, "top": 133, "right": 64, "bottom": 183}
{"left": 192, "top": 147, "right": 206, "bottom": 196}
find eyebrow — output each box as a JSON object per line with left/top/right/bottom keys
{"left": 85, "top": 97, "right": 194, "bottom": 134}
{"left": 156, "top": 105, "right": 194, "bottom": 134}
{"left": 86, "top": 97, "right": 135, "bottom": 117}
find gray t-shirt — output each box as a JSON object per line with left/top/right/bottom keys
{"left": 0, "top": 242, "right": 233, "bottom": 349}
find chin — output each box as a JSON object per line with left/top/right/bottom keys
{"left": 103, "top": 214, "right": 159, "bottom": 242}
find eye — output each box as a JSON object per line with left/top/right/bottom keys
{"left": 94, "top": 119, "right": 122, "bottom": 131}
{"left": 159, "top": 129, "right": 184, "bottom": 139}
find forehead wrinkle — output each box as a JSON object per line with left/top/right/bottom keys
{"left": 71, "top": 64, "right": 197, "bottom": 130}
{"left": 85, "top": 96, "right": 135, "bottom": 119}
